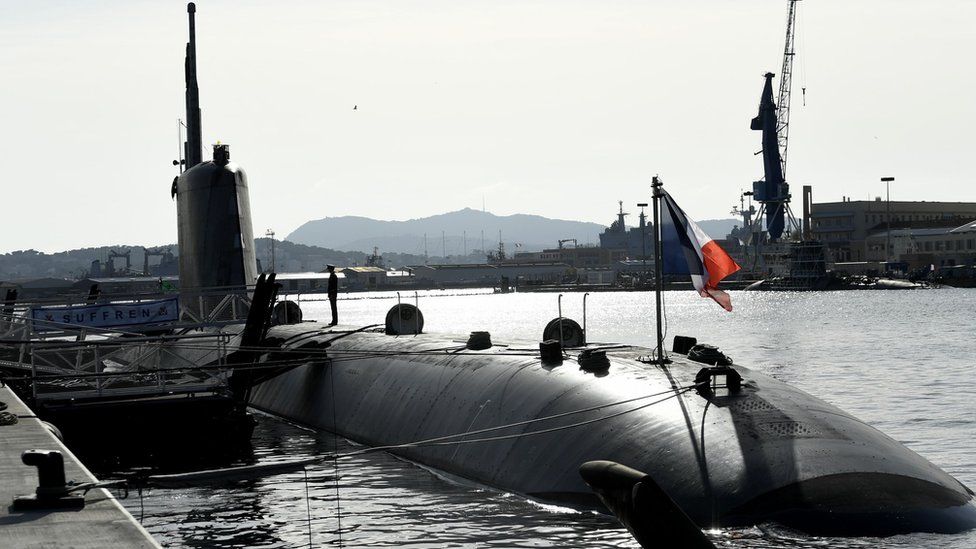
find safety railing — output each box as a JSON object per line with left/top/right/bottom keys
{"left": 0, "top": 287, "right": 252, "bottom": 405}
{"left": 0, "top": 284, "right": 260, "bottom": 341}
{"left": 27, "top": 332, "right": 232, "bottom": 403}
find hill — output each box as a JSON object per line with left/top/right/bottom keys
{"left": 0, "top": 212, "right": 740, "bottom": 279}
{"left": 696, "top": 219, "right": 740, "bottom": 241}
{"left": 287, "top": 208, "right": 740, "bottom": 254}
{"left": 0, "top": 241, "right": 441, "bottom": 280}
{"left": 287, "top": 208, "right": 605, "bottom": 254}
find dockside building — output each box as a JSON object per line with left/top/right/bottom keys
{"left": 811, "top": 199, "right": 976, "bottom": 263}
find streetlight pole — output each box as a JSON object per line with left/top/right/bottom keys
{"left": 637, "top": 202, "right": 648, "bottom": 286}
{"left": 881, "top": 177, "right": 894, "bottom": 264}
{"left": 265, "top": 228, "right": 276, "bottom": 273}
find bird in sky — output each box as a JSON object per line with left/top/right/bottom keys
{"left": 353, "top": 105, "right": 357, "bottom": 110}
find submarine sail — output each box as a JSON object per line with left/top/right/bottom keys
{"left": 173, "top": 3, "right": 256, "bottom": 320}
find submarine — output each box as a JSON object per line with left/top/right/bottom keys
{"left": 168, "top": 3, "right": 976, "bottom": 542}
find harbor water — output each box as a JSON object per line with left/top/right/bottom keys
{"left": 119, "top": 288, "right": 976, "bottom": 548}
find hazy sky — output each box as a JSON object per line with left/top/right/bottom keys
{"left": 2, "top": 0, "right": 974, "bottom": 253}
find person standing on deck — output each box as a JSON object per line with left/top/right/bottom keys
{"left": 327, "top": 264, "right": 339, "bottom": 325}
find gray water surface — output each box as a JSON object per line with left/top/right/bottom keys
{"left": 124, "top": 289, "right": 976, "bottom": 548}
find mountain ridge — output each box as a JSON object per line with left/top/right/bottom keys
{"left": 286, "top": 208, "right": 739, "bottom": 255}
{"left": 0, "top": 212, "right": 740, "bottom": 279}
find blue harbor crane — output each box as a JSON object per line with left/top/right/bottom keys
{"left": 751, "top": 0, "right": 802, "bottom": 242}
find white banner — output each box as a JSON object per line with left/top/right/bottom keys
{"left": 31, "top": 297, "right": 179, "bottom": 331}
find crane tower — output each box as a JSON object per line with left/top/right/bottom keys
{"left": 750, "top": 0, "right": 801, "bottom": 242}
{"left": 776, "top": 0, "right": 799, "bottom": 179}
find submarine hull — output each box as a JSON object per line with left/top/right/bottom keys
{"left": 248, "top": 325, "right": 976, "bottom": 535}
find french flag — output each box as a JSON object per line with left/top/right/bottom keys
{"left": 661, "top": 191, "right": 741, "bottom": 311}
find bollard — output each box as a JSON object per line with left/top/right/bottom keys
{"left": 12, "top": 449, "right": 85, "bottom": 510}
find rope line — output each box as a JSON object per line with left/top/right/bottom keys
{"left": 328, "top": 358, "right": 343, "bottom": 547}
{"left": 2, "top": 340, "right": 631, "bottom": 385}
{"left": 337, "top": 384, "right": 699, "bottom": 459}
{"left": 60, "top": 382, "right": 699, "bottom": 509}
{"left": 303, "top": 466, "right": 314, "bottom": 549}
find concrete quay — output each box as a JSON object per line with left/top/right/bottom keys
{"left": 0, "top": 385, "right": 159, "bottom": 548}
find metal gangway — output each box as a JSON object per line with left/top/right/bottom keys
{"left": 0, "top": 285, "right": 256, "bottom": 407}
{"left": 22, "top": 332, "right": 233, "bottom": 404}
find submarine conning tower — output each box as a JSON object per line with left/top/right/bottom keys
{"left": 176, "top": 143, "right": 257, "bottom": 319}
{"left": 174, "top": 2, "right": 257, "bottom": 320}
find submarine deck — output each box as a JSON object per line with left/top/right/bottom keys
{"left": 246, "top": 322, "right": 976, "bottom": 535}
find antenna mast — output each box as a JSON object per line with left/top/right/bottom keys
{"left": 183, "top": 3, "right": 202, "bottom": 170}
{"left": 776, "top": 0, "right": 799, "bottom": 179}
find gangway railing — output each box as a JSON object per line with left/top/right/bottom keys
{"left": 26, "top": 331, "right": 233, "bottom": 404}
{"left": 0, "top": 274, "right": 384, "bottom": 411}
{"left": 0, "top": 285, "right": 260, "bottom": 406}
{"left": 0, "top": 283, "right": 265, "bottom": 340}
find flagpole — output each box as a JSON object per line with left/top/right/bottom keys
{"left": 651, "top": 175, "right": 665, "bottom": 366}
